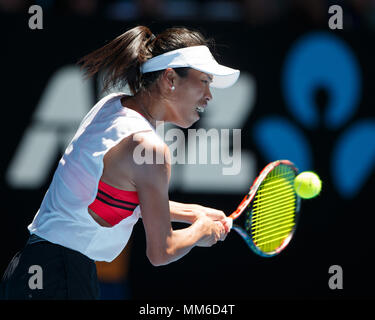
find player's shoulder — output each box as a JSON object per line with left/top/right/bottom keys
{"left": 104, "top": 130, "right": 170, "bottom": 185}
{"left": 129, "top": 131, "right": 171, "bottom": 184}
{"left": 132, "top": 130, "right": 165, "bottom": 147}
{"left": 130, "top": 130, "right": 170, "bottom": 164}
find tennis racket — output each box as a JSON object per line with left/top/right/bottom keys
{"left": 226, "top": 160, "right": 301, "bottom": 257}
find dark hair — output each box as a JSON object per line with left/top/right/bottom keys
{"left": 78, "top": 26, "right": 214, "bottom": 94}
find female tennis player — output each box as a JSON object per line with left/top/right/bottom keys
{"left": 0, "top": 26, "right": 240, "bottom": 299}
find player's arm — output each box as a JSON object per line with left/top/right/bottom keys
{"left": 127, "top": 132, "right": 226, "bottom": 266}
{"left": 169, "top": 201, "right": 230, "bottom": 232}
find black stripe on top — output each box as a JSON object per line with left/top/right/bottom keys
{"left": 96, "top": 196, "right": 136, "bottom": 212}
{"left": 97, "top": 189, "right": 138, "bottom": 207}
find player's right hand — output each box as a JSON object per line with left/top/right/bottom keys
{"left": 195, "top": 215, "right": 227, "bottom": 247}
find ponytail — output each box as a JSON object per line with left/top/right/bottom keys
{"left": 78, "top": 25, "right": 212, "bottom": 94}
{"left": 78, "top": 26, "right": 155, "bottom": 94}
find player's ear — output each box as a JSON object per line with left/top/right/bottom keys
{"left": 160, "top": 68, "right": 177, "bottom": 93}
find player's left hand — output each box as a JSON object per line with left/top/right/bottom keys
{"left": 193, "top": 205, "right": 231, "bottom": 235}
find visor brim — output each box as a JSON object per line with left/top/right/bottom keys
{"left": 192, "top": 63, "right": 240, "bottom": 89}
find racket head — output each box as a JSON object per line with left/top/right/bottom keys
{"left": 233, "top": 160, "right": 301, "bottom": 257}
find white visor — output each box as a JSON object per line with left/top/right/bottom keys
{"left": 140, "top": 45, "right": 240, "bottom": 89}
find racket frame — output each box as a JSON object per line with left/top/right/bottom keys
{"left": 230, "top": 159, "right": 301, "bottom": 257}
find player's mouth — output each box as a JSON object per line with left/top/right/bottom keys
{"left": 195, "top": 104, "right": 207, "bottom": 113}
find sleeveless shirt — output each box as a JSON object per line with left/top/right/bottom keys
{"left": 28, "top": 92, "right": 158, "bottom": 262}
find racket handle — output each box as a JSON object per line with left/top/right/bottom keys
{"left": 225, "top": 217, "right": 233, "bottom": 230}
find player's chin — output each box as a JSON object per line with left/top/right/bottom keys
{"left": 189, "top": 116, "right": 200, "bottom": 127}
{"left": 191, "top": 109, "right": 202, "bottom": 124}
{"left": 177, "top": 114, "right": 200, "bottom": 128}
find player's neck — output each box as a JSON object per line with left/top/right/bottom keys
{"left": 122, "top": 92, "right": 167, "bottom": 128}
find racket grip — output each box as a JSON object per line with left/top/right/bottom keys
{"left": 225, "top": 217, "right": 233, "bottom": 230}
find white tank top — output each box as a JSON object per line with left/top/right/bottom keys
{"left": 28, "top": 92, "right": 158, "bottom": 262}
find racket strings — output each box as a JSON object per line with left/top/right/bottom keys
{"left": 251, "top": 206, "right": 295, "bottom": 228}
{"left": 252, "top": 225, "right": 296, "bottom": 247}
{"left": 253, "top": 192, "right": 295, "bottom": 211}
{"left": 249, "top": 165, "right": 297, "bottom": 254}
{"left": 252, "top": 212, "right": 295, "bottom": 230}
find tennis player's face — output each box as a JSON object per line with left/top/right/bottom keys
{"left": 172, "top": 69, "right": 213, "bottom": 128}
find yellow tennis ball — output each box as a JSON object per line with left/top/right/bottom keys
{"left": 294, "top": 171, "right": 322, "bottom": 199}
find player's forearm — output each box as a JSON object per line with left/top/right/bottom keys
{"left": 169, "top": 200, "right": 200, "bottom": 224}
{"left": 147, "top": 220, "right": 205, "bottom": 266}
